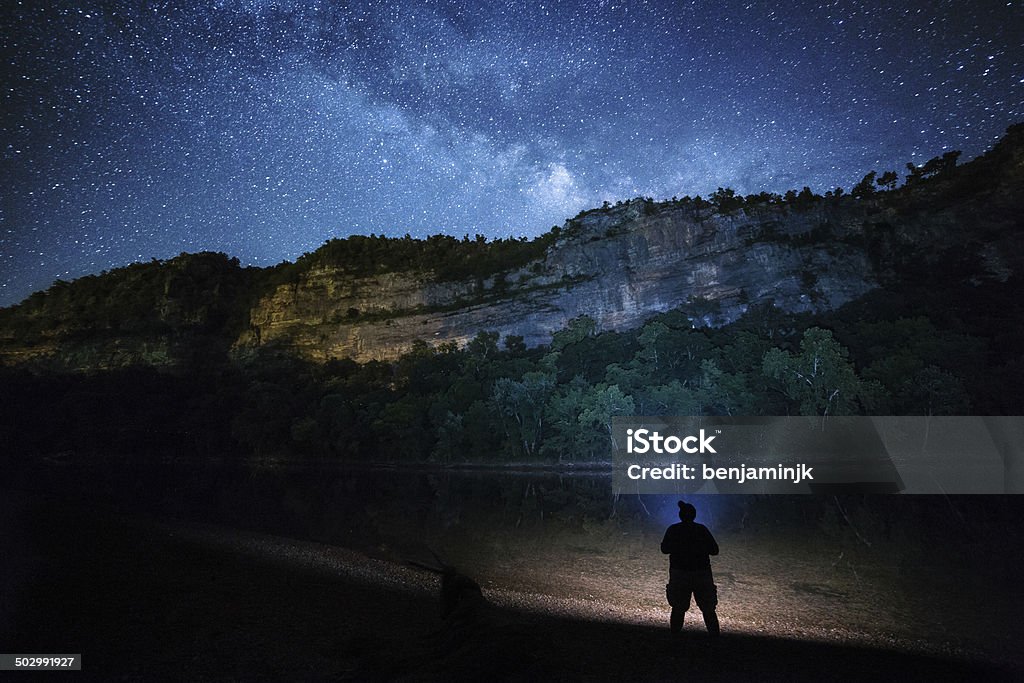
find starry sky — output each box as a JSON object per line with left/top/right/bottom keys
{"left": 2, "top": 1, "right": 1022, "bottom": 306}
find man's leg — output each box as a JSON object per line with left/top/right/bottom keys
{"left": 670, "top": 606, "right": 685, "bottom": 633}
{"left": 694, "top": 573, "right": 720, "bottom": 636}
{"left": 667, "top": 580, "right": 691, "bottom": 633}
{"left": 702, "top": 609, "right": 720, "bottom": 636}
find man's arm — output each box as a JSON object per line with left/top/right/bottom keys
{"left": 705, "top": 527, "right": 719, "bottom": 556}
{"left": 660, "top": 527, "right": 674, "bottom": 554}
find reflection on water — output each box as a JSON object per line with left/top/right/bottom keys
{"left": 11, "top": 457, "right": 1022, "bottom": 596}
{"left": 9, "top": 460, "right": 741, "bottom": 559}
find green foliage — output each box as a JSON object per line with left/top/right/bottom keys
{"left": 0, "top": 252, "right": 255, "bottom": 366}
{"left": 762, "top": 327, "right": 865, "bottom": 416}
{"left": 279, "top": 231, "right": 558, "bottom": 284}
{"left": 851, "top": 317, "right": 979, "bottom": 414}
{"left": 542, "top": 378, "right": 602, "bottom": 461}
{"left": 467, "top": 330, "right": 501, "bottom": 360}
{"left": 503, "top": 335, "right": 527, "bottom": 354}
{"left": 698, "top": 359, "right": 757, "bottom": 416}
{"left": 578, "top": 384, "right": 635, "bottom": 445}
{"left": 491, "top": 371, "right": 555, "bottom": 459}
{"left": 551, "top": 315, "right": 597, "bottom": 351}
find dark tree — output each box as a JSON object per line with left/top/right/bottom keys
{"left": 877, "top": 171, "right": 899, "bottom": 191}
{"left": 852, "top": 171, "right": 877, "bottom": 198}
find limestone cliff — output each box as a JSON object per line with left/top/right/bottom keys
{"left": 236, "top": 199, "right": 879, "bottom": 362}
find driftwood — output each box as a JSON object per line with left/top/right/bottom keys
{"left": 402, "top": 548, "right": 579, "bottom": 682}
{"left": 408, "top": 550, "right": 489, "bottom": 623}
{"left": 399, "top": 551, "right": 552, "bottom": 679}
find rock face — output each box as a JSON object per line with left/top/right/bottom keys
{"left": 236, "top": 200, "right": 877, "bottom": 362}
{"left": 2, "top": 123, "right": 1023, "bottom": 370}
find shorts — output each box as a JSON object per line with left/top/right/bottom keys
{"left": 666, "top": 568, "right": 717, "bottom": 612}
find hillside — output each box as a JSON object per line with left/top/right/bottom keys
{"left": 1, "top": 124, "right": 1023, "bottom": 371}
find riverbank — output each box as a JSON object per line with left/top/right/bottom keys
{"left": 3, "top": 489, "right": 1019, "bottom": 681}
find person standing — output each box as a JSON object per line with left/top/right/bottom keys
{"left": 661, "top": 500, "right": 720, "bottom": 635}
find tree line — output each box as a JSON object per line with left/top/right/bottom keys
{"left": 5, "top": 266, "right": 1021, "bottom": 467}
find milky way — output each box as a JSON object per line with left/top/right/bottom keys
{"left": 2, "top": 0, "right": 1022, "bottom": 305}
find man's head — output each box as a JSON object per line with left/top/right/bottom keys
{"left": 678, "top": 500, "right": 697, "bottom": 522}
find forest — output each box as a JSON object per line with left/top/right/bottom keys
{"left": 3, "top": 261, "right": 1022, "bottom": 467}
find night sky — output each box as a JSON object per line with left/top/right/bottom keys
{"left": 2, "top": 1, "right": 1022, "bottom": 307}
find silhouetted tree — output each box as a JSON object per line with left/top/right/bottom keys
{"left": 877, "top": 171, "right": 899, "bottom": 191}
{"left": 710, "top": 187, "right": 744, "bottom": 213}
{"left": 852, "top": 171, "right": 877, "bottom": 198}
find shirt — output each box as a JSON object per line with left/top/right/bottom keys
{"left": 660, "top": 521, "right": 719, "bottom": 571}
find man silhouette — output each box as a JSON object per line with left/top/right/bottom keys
{"left": 661, "top": 500, "right": 720, "bottom": 635}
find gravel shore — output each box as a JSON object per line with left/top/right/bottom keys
{"left": 3, "top": 490, "right": 1019, "bottom": 681}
